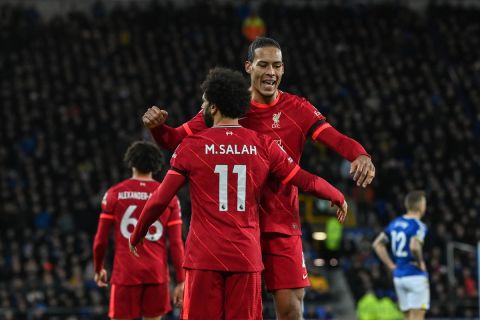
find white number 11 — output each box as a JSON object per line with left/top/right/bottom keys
{"left": 214, "top": 165, "right": 246, "bottom": 212}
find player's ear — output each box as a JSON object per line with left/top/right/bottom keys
{"left": 210, "top": 104, "right": 218, "bottom": 115}
{"left": 245, "top": 61, "right": 252, "bottom": 74}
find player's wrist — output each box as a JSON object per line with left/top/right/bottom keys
{"left": 332, "top": 189, "right": 344, "bottom": 207}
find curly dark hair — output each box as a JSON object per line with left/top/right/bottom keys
{"left": 247, "top": 36, "right": 281, "bottom": 62}
{"left": 200, "top": 67, "right": 250, "bottom": 119}
{"left": 123, "top": 141, "right": 164, "bottom": 174}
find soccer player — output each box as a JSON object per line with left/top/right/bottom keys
{"left": 372, "top": 191, "right": 429, "bottom": 320}
{"left": 93, "top": 141, "right": 185, "bottom": 320}
{"left": 142, "top": 37, "right": 374, "bottom": 319}
{"left": 130, "top": 67, "right": 348, "bottom": 320}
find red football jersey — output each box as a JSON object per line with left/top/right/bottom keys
{"left": 100, "top": 179, "right": 182, "bottom": 285}
{"left": 179, "top": 91, "right": 326, "bottom": 235}
{"left": 170, "top": 124, "right": 300, "bottom": 272}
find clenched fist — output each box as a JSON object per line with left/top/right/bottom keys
{"left": 142, "top": 106, "right": 168, "bottom": 129}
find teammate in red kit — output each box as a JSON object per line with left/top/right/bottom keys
{"left": 130, "top": 68, "right": 347, "bottom": 320}
{"left": 142, "top": 37, "right": 375, "bottom": 319}
{"left": 92, "top": 141, "right": 185, "bottom": 320}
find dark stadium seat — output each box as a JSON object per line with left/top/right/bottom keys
{"left": 0, "top": 2, "right": 478, "bottom": 318}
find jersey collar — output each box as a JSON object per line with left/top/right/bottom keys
{"left": 212, "top": 123, "right": 242, "bottom": 128}
{"left": 251, "top": 91, "right": 282, "bottom": 109}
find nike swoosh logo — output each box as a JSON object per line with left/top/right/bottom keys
{"left": 302, "top": 274, "right": 308, "bottom": 280}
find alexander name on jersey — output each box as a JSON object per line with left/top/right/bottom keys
{"left": 205, "top": 144, "right": 258, "bottom": 155}
{"left": 117, "top": 191, "right": 152, "bottom": 200}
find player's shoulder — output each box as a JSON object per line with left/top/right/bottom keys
{"left": 280, "top": 91, "right": 310, "bottom": 106}
{"left": 100, "top": 180, "right": 129, "bottom": 208}
{"left": 279, "top": 91, "right": 323, "bottom": 120}
{"left": 106, "top": 179, "right": 132, "bottom": 193}
{"left": 240, "top": 125, "right": 265, "bottom": 136}
{"left": 412, "top": 218, "right": 427, "bottom": 232}
{"left": 387, "top": 216, "right": 404, "bottom": 229}
{"left": 173, "top": 134, "right": 201, "bottom": 153}
{"left": 145, "top": 179, "right": 161, "bottom": 190}
{"left": 245, "top": 128, "right": 274, "bottom": 146}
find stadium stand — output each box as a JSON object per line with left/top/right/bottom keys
{"left": 0, "top": 1, "right": 479, "bottom": 319}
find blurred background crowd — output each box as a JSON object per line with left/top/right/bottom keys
{"left": 0, "top": 0, "right": 479, "bottom": 319}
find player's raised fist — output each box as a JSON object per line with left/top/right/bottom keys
{"left": 142, "top": 106, "right": 168, "bottom": 129}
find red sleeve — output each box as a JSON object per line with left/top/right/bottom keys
{"left": 169, "top": 139, "right": 191, "bottom": 175}
{"left": 288, "top": 169, "right": 344, "bottom": 207}
{"left": 150, "top": 111, "right": 207, "bottom": 151}
{"left": 297, "top": 96, "right": 370, "bottom": 161}
{"left": 166, "top": 223, "right": 185, "bottom": 283}
{"left": 93, "top": 213, "right": 114, "bottom": 273}
{"left": 267, "top": 137, "right": 344, "bottom": 207}
{"left": 167, "top": 196, "right": 182, "bottom": 227}
{"left": 101, "top": 189, "right": 116, "bottom": 213}
{"left": 297, "top": 98, "right": 327, "bottom": 136}
{"left": 266, "top": 137, "right": 299, "bottom": 179}
{"left": 130, "top": 172, "right": 186, "bottom": 246}
{"left": 312, "top": 125, "right": 369, "bottom": 162}
{"left": 93, "top": 190, "right": 116, "bottom": 272}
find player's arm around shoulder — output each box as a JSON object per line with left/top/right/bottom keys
{"left": 143, "top": 106, "right": 207, "bottom": 151}
{"left": 305, "top": 99, "right": 375, "bottom": 188}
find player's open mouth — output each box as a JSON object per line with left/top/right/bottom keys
{"left": 262, "top": 80, "right": 276, "bottom": 90}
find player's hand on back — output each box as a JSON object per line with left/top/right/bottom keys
{"left": 142, "top": 106, "right": 168, "bottom": 128}
{"left": 332, "top": 200, "right": 348, "bottom": 224}
{"left": 172, "top": 281, "right": 185, "bottom": 308}
{"left": 350, "top": 155, "right": 375, "bottom": 188}
{"left": 94, "top": 269, "right": 108, "bottom": 287}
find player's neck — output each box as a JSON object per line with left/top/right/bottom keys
{"left": 404, "top": 211, "right": 421, "bottom": 219}
{"left": 131, "top": 168, "right": 153, "bottom": 181}
{"left": 251, "top": 89, "right": 279, "bottom": 105}
{"left": 213, "top": 116, "right": 238, "bottom": 126}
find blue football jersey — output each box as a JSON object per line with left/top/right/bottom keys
{"left": 385, "top": 216, "right": 428, "bottom": 278}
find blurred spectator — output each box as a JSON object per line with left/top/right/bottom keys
{"left": 0, "top": 1, "right": 479, "bottom": 318}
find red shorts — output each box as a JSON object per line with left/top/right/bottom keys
{"left": 181, "top": 269, "right": 262, "bottom": 320}
{"left": 108, "top": 283, "right": 171, "bottom": 318}
{"left": 261, "top": 233, "right": 310, "bottom": 291}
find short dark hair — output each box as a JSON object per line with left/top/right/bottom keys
{"left": 124, "top": 141, "right": 163, "bottom": 174}
{"left": 404, "top": 190, "right": 426, "bottom": 212}
{"left": 247, "top": 37, "right": 281, "bottom": 62}
{"left": 201, "top": 67, "right": 250, "bottom": 119}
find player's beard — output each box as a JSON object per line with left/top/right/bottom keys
{"left": 203, "top": 106, "right": 214, "bottom": 128}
